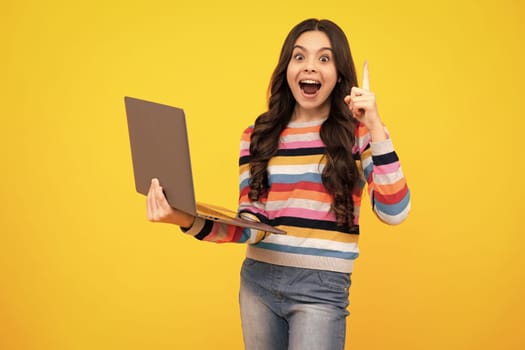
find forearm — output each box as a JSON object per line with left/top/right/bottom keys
{"left": 181, "top": 217, "right": 268, "bottom": 243}
{"left": 366, "top": 138, "right": 411, "bottom": 225}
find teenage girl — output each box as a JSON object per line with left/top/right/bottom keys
{"left": 146, "top": 18, "right": 410, "bottom": 350}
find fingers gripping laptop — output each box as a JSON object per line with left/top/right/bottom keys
{"left": 124, "top": 96, "right": 285, "bottom": 235}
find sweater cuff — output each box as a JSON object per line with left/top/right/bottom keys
{"left": 370, "top": 138, "right": 394, "bottom": 155}
{"left": 180, "top": 217, "right": 206, "bottom": 237}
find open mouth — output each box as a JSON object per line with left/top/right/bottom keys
{"left": 299, "top": 79, "right": 321, "bottom": 95}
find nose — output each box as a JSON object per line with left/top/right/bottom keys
{"left": 304, "top": 58, "right": 318, "bottom": 72}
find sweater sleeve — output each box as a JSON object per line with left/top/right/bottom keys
{"left": 359, "top": 124, "right": 411, "bottom": 225}
{"left": 179, "top": 126, "right": 270, "bottom": 243}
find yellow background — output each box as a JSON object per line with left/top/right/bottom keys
{"left": 1, "top": 0, "right": 523, "bottom": 349}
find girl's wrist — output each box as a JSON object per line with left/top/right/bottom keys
{"left": 367, "top": 121, "right": 387, "bottom": 142}
{"left": 180, "top": 213, "right": 196, "bottom": 228}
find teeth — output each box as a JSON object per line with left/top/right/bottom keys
{"left": 300, "top": 80, "right": 320, "bottom": 84}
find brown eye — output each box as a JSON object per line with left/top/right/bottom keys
{"left": 320, "top": 56, "right": 330, "bottom": 63}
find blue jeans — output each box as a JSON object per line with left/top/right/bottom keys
{"left": 239, "top": 258, "right": 351, "bottom": 350}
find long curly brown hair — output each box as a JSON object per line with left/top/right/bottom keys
{"left": 249, "top": 18, "right": 360, "bottom": 227}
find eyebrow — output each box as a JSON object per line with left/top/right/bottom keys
{"left": 293, "top": 45, "right": 333, "bottom": 53}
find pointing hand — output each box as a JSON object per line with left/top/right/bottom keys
{"left": 344, "top": 61, "right": 381, "bottom": 130}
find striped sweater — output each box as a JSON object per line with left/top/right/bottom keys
{"left": 183, "top": 117, "right": 410, "bottom": 273}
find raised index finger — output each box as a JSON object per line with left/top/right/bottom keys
{"left": 362, "top": 60, "right": 370, "bottom": 91}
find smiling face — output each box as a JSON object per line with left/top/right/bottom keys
{"left": 286, "top": 30, "right": 338, "bottom": 121}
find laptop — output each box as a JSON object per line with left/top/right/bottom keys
{"left": 124, "top": 96, "right": 285, "bottom": 235}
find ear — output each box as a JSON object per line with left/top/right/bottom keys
{"left": 337, "top": 76, "right": 342, "bottom": 83}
